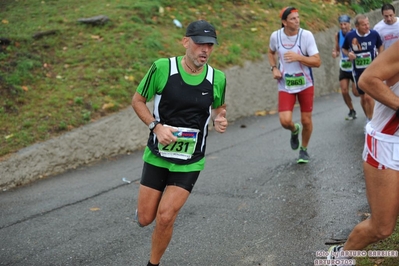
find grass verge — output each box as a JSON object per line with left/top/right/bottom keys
{"left": 356, "top": 221, "right": 399, "bottom": 265}
{"left": 0, "top": 0, "right": 353, "bottom": 158}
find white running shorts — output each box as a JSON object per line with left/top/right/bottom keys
{"left": 363, "top": 123, "right": 399, "bottom": 171}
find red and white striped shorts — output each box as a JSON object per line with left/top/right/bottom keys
{"left": 363, "top": 123, "right": 399, "bottom": 171}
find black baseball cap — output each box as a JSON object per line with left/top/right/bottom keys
{"left": 185, "top": 20, "right": 218, "bottom": 44}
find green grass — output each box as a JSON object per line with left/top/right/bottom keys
{"left": 355, "top": 221, "right": 399, "bottom": 265}
{"left": 0, "top": 0, "right": 354, "bottom": 158}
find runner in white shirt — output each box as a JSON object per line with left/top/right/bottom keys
{"left": 326, "top": 38, "right": 399, "bottom": 266}
{"left": 268, "top": 6, "right": 321, "bottom": 164}
{"left": 373, "top": 3, "right": 399, "bottom": 49}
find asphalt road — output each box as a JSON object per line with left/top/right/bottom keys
{"left": 0, "top": 92, "right": 369, "bottom": 266}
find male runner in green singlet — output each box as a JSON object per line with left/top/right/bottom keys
{"left": 131, "top": 20, "right": 228, "bottom": 266}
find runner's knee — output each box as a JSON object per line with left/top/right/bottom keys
{"left": 135, "top": 209, "right": 154, "bottom": 227}
{"left": 341, "top": 87, "right": 349, "bottom": 94}
{"left": 280, "top": 120, "right": 292, "bottom": 129}
{"left": 156, "top": 210, "right": 178, "bottom": 228}
{"left": 137, "top": 217, "right": 153, "bottom": 227}
{"left": 300, "top": 115, "right": 312, "bottom": 128}
{"left": 374, "top": 226, "right": 395, "bottom": 240}
{"left": 370, "top": 218, "right": 396, "bottom": 240}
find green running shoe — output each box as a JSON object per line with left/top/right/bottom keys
{"left": 297, "top": 147, "right": 309, "bottom": 164}
{"left": 290, "top": 123, "right": 300, "bottom": 150}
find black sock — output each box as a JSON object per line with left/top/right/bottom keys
{"left": 147, "top": 261, "right": 159, "bottom": 266}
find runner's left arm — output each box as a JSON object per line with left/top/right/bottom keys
{"left": 211, "top": 72, "right": 228, "bottom": 133}
{"left": 358, "top": 41, "right": 399, "bottom": 111}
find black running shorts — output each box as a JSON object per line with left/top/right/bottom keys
{"left": 140, "top": 162, "right": 200, "bottom": 192}
{"left": 339, "top": 69, "right": 354, "bottom": 81}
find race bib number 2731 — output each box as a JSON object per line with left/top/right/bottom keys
{"left": 158, "top": 125, "right": 200, "bottom": 160}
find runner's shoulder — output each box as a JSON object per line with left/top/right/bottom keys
{"left": 373, "top": 19, "right": 385, "bottom": 31}
{"left": 153, "top": 57, "right": 172, "bottom": 68}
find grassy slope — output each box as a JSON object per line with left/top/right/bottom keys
{"left": 0, "top": 0, "right": 351, "bottom": 158}
{"left": 1, "top": 0, "right": 398, "bottom": 264}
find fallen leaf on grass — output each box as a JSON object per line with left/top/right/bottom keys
{"left": 91, "top": 35, "right": 103, "bottom": 41}
{"left": 102, "top": 102, "right": 115, "bottom": 110}
{"left": 21, "top": 86, "right": 29, "bottom": 91}
{"left": 124, "top": 75, "right": 134, "bottom": 81}
{"left": 5, "top": 134, "right": 14, "bottom": 140}
{"left": 2, "top": 20, "right": 9, "bottom": 24}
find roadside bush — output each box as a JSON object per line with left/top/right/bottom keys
{"left": 347, "top": 0, "right": 392, "bottom": 13}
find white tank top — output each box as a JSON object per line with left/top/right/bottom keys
{"left": 276, "top": 28, "right": 314, "bottom": 93}
{"left": 371, "top": 81, "right": 399, "bottom": 135}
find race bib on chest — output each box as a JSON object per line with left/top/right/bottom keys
{"left": 158, "top": 126, "right": 200, "bottom": 160}
{"left": 340, "top": 58, "right": 352, "bottom": 71}
{"left": 284, "top": 72, "right": 306, "bottom": 91}
{"left": 354, "top": 52, "right": 371, "bottom": 69}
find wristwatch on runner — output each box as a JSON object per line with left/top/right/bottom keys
{"left": 149, "top": 120, "right": 160, "bottom": 132}
{"left": 270, "top": 65, "right": 277, "bottom": 71}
